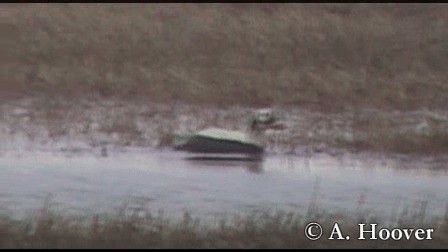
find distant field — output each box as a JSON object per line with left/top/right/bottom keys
{"left": 2, "top": 3, "right": 447, "bottom": 110}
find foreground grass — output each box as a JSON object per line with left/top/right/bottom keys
{"left": 1, "top": 206, "right": 447, "bottom": 249}
{"left": 3, "top": 4, "right": 448, "bottom": 110}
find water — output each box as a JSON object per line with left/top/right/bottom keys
{"left": 0, "top": 148, "right": 447, "bottom": 221}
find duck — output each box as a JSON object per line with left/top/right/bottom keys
{"left": 173, "top": 109, "right": 285, "bottom": 158}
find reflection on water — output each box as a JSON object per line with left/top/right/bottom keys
{"left": 0, "top": 148, "right": 447, "bottom": 221}
{"left": 185, "top": 157, "right": 264, "bottom": 174}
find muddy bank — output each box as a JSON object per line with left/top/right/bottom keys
{"left": 1, "top": 96, "right": 448, "bottom": 157}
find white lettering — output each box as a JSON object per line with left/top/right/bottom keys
{"left": 414, "top": 229, "right": 426, "bottom": 240}
{"left": 426, "top": 229, "right": 434, "bottom": 240}
{"left": 358, "top": 224, "right": 377, "bottom": 240}
{"left": 328, "top": 223, "right": 345, "bottom": 240}
{"left": 403, "top": 229, "right": 414, "bottom": 240}
{"left": 390, "top": 229, "right": 402, "bottom": 240}
{"left": 356, "top": 225, "right": 435, "bottom": 241}
{"left": 378, "top": 228, "right": 390, "bottom": 240}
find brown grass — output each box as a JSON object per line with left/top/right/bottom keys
{"left": 344, "top": 111, "right": 448, "bottom": 154}
{"left": 2, "top": 3, "right": 448, "bottom": 110}
{"left": 0, "top": 203, "right": 447, "bottom": 249}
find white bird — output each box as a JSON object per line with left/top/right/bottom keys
{"left": 173, "top": 109, "right": 286, "bottom": 159}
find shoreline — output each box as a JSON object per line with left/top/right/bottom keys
{"left": 1, "top": 94, "right": 448, "bottom": 158}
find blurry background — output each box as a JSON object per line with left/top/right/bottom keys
{"left": 2, "top": 3, "right": 447, "bottom": 109}
{"left": 1, "top": 4, "right": 448, "bottom": 248}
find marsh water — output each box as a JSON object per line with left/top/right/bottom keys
{"left": 0, "top": 147, "right": 447, "bottom": 222}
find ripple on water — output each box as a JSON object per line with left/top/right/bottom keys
{"left": 0, "top": 149, "right": 447, "bottom": 221}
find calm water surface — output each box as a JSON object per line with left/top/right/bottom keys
{"left": 0, "top": 148, "right": 447, "bottom": 221}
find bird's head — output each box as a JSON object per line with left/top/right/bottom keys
{"left": 249, "top": 108, "right": 286, "bottom": 132}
